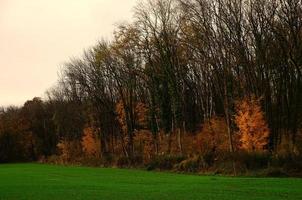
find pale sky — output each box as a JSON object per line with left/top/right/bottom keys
{"left": 0, "top": 0, "right": 137, "bottom": 106}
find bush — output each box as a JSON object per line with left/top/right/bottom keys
{"left": 261, "top": 167, "right": 288, "bottom": 177}
{"left": 242, "top": 152, "right": 269, "bottom": 170}
{"left": 175, "top": 155, "right": 209, "bottom": 173}
{"left": 146, "top": 155, "right": 185, "bottom": 171}
{"left": 80, "top": 156, "right": 103, "bottom": 167}
{"left": 228, "top": 151, "right": 270, "bottom": 170}
{"left": 44, "top": 155, "right": 62, "bottom": 165}
{"left": 101, "top": 153, "right": 114, "bottom": 166}
{"left": 196, "top": 117, "right": 229, "bottom": 155}
{"left": 270, "top": 154, "right": 302, "bottom": 176}
{"left": 115, "top": 154, "right": 143, "bottom": 168}
{"left": 57, "top": 140, "right": 82, "bottom": 164}
{"left": 130, "top": 154, "right": 143, "bottom": 166}
{"left": 115, "top": 156, "right": 129, "bottom": 167}
{"left": 208, "top": 151, "right": 271, "bottom": 175}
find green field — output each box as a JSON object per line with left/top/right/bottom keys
{"left": 0, "top": 164, "right": 301, "bottom": 200}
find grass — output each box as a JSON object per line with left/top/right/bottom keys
{"left": 0, "top": 164, "right": 301, "bottom": 200}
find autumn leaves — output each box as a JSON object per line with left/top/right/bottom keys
{"left": 235, "top": 96, "right": 270, "bottom": 152}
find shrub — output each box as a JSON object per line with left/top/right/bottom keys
{"left": 134, "top": 130, "right": 154, "bottom": 164}
{"left": 295, "top": 130, "right": 302, "bottom": 155}
{"left": 211, "top": 151, "right": 270, "bottom": 175}
{"left": 175, "top": 155, "right": 210, "bottom": 173}
{"left": 196, "top": 116, "right": 229, "bottom": 155}
{"left": 115, "top": 154, "right": 143, "bottom": 168}
{"left": 57, "top": 139, "right": 82, "bottom": 164}
{"left": 80, "top": 156, "right": 103, "bottom": 167}
{"left": 277, "top": 130, "right": 302, "bottom": 156}
{"left": 115, "top": 156, "right": 129, "bottom": 167}
{"left": 261, "top": 167, "right": 288, "bottom": 177}
{"left": 270, "top": 154, "right": 302, "bottom": 176}
{"left": 146, "top": 154, "right": 185, "bottom": 171}
{"left": 44, "top": 155, "right": 61, "bottom": 164}
{"left": 235, "top": 151, "right": 270, "bottom": 170}
{"left": 101, "top": 153, "right": 114, "bottom": 166}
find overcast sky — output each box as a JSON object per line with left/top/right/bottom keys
{"left": 0, "top": 0, "right": 137, "bottom": 106}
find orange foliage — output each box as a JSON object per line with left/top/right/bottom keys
{"left": 235, "top": 96, "right": 269, "bottom": 152}
{"left": 81, "top": 127, "right": 101, "bottom": 158}
{"left": 196, "top": 116, "right": 229, "bottom": 154}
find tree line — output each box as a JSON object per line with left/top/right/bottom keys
{"left": 1, "top": 0, "right": 302, "bottom": 175}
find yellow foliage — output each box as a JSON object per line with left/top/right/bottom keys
{"left": 235, "top": 96, "right": 269, "bottom": 152}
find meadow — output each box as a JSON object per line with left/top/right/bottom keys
{"left": 0, "top": 163, "right": 301, "bottom": 200}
